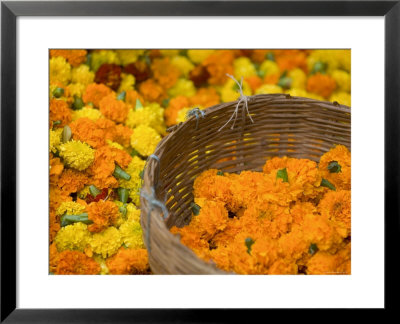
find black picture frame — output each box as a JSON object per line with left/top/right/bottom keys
{"left": 1, "top": 0, "right": 399, "bottom": 322}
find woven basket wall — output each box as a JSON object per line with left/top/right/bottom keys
{"left": 140, "top": 94, "right": 351, "bottom": 274}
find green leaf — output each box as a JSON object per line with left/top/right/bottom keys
{"left": 52, "top": 120, "right": 61, "bottom": 126}
{"left": 130, "top": 149, "right": 140, "bottom": 157}
{"left": 72, "top": 96, "right": 84, "bottom": 110}
{"left": 311, "top": 61, "right": 327, "bottom": 75}
{"left": 277, "top": 76, "right": 292, "bottom": 89}
{"left": 327, "top": 161, "right": 342, "bottom": 173}
{"left": 309, "top": 243, "right": 319, "bottom": 255}
{"left": 162, "top": 98, "right": 170, "bottom": 107}
{"left": 321, "top": 178, "right": 336, "bottom": 191}
{"left": 245, "top": 237, "right": 255, "bottom": 255}
{"left": 118, "top": 188, "right": 130, "bottom": 204}
{"left": 89, "top": 185, "right": 101, "bottom": 198}
{"left": 135, "top": 99, "right": 144, "bottom": 110}
{"left": 217, "top": 171, "right": 224, "bottom": 176}
{"left": 257, "top": 69, "right": 265, "bottom": 78}
{"left": 119, "top": 206, "right": 127, "bottom": 218}
{"left": 61, "top": 213, "right": 92, "bottom": 227}
{"left": 113, "top": 165, "right": 131, "bottom": 181}
{"left": 276, "top": 168, "right": 289, "bottom": 183}
{"left": 266, "top": 52, "right": 275, "bottom": 61}
{"left": 139, "top": 169, "right": 144, "bottom": 180}
{"left": 190, "top": 202, "right": 201, "bottom": 216}
{"left": 117, "top": 91, "right": 126, "bottom": 101}
{"left": 52, "top": 87, "right": 64, "bottom": 98}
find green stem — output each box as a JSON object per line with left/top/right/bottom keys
{"left": 119, "top": 206, "right": 127, "bottom": 218}
{"left": 61, "top": 213, "right": 92, "bottom": 227}
{"left": 113, "top": 165, "right": 131, "bottom": 181}
{"left": 118, "top": 188, "right": 130, "bottom": 204}
{"left": 89, "top": 185, "right": 101, "bottom": 197}
{"left": 72, "top": 96, "right": 84, "bottom": 110}
{"left": 321, "top": 178, "right": 336, "bottom": 191}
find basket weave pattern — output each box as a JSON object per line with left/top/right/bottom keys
{"left": 140, "top": 94, "right": 351, "bottom": 274}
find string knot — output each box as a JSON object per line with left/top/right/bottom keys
{"left": 218, "top": 74, "right": 254, "bottom": 132}
{"left": 186, "top": 107, "right": 205, "bottom": 129}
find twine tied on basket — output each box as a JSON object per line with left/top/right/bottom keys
{"left": 186, "top": 107, "right": 205, "bottom": 129}
{"left": 218, "top": 74, "right": 254, "bottom": 132}
{"left": 140, "top": 154, "right": 169, "bottom": 252}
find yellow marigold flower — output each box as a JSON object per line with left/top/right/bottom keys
{"left": 55, "top": 222, "right": 91, "bottom": 252}
{"left": 119, "top": 220, "right": 145, "bottom": 249}
{"left": 66, "top": 83, "right": 86, "bottom": 98}
{"left": 125, "top": 103, "right": 166, "bottom": 135}
{"left": 130, "top": 125, "right": 161, "bottom": 157}
{"left": 106, "top": 139, "right": 124, "bottom": 150}
{"left": 89, "top": 226, "right": 122, "bottom": 258}
{"left": 49, "top": 128, "right": 63, "bottom": 153}
{"left": 72, "top": 107, "right": 103, "bottom": 121}
{"left": 58, "top": 140, "right": 95, "bottom": 171}
{"left": 115, "top": 49, "right": 145, "bottom": 65}
{"left": 255, "top": 84, "right": 283, "bottom": 95}
{"left": 259, "top": 60, "right": 280, "bottom": 77}
{"left": 78, "top": 185, "right": 91, "bottom": 199}
{"left": 319, "top": 144, "right": 351, "bottom": 190}
{"left": 170, "top": 55, "right": 195, "bottom": 77}
{"left": 307, "top": 50, "right": 350, "bottom": 74}
{"left": 331, "top": 70, "right": 351, "bottom": 93}
{"left": 71, "top": 64, "right": 94, "bottom": 85}
{"left": 118, "top": 156, "right": 146, "bottom": 206}
{"left": 233, "top": 57, "right": 257, "bottom": 79}
{"left": 187, "top": 49, "right": 215, "bottom": 64}
{"left": 92, "top": 254, "right": 109, "bottom": 275}
{"left": 288, "top": 68, "right": 307, "bottom": 90}
{"left": 160, "top": 49, "right": 180, "bottom": 57}
{"left": 330, "top": 91, "right": 351, "bottom": 106}
{"left": 50, "top": 56, "right": 71, "bottom": 85}
{"left": 220, "top": 79, "right": 252, "bottom": 102}
{"left": 168, "top": 78, "right": 196, "bottom": 98}
{"left": 56, "top": 201, "right": 86, "bottom": 216}
{"left": 175, "top": 106, "right": 205, "bottom": 124}
{"left": 90, "top": 50, "right": 120, "bottom": 72}
{"left": 118, "top": 73, "right": 136, "bottom": 93}
{"left": 126, "top": 204, "right": 141, "bottom": 222}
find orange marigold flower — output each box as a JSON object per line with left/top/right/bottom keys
{"left": 268, "top": 259, "right": 298, "bottom": 275}
{"left": 138, "top": 79, "right": 166, "bottom": 104}
{"left": 106, "top": 248, "right": 150, "bottom": 274}
{"left": 274, "top": 49, "right": 308, "bottom": 72}
{"left": 319, "top": 190, "right": 351, "bottom": 238}
{"left": 189, "top": 87, "right": 220, "bottom": 108}
{"left": 86, "top": 200, "right": 120, "bottom": 233}
{"left": 113, "top": 124, "right": 133, "bottom": 148}
{"left": 70, "top": 117, "right": 106, "bottom": 148}
{"left": 88, "top": 145, "right": 132, "bottom": 189}
{"left": 49, "top": 98, "right": 72, "bottom": 127}
{"left": 306, "top": 72, "right": 336, "bottom": 98}
{"left": 99, "top": 93, "right": 130, "bottom": 123}
{"left": 50, "top": 155, "right": 64, "bottom": 185}
{"left": 251, "top": 50, "right": 269, "bottom": 63}
{"left": 49, "top": 185, "right": 72, "bottom": 213}
{"left": 125, "top": 89, "right": 144, "bottom": 109}
{"left": 244, "top": 75, "right": 263, "bottom": 92}
{"left": 189, "top": 64, "right": 210, "bottom": 87}
{"left": 94, "top": 63, "right": 122, "bottom": 91}
{"left": 50, "top": 49, "right": 87, "bottom": 67}
{"left": 49, "top": 243, "right": 59, "bottom": 273}
{"left": 306, "top": 250, "right": 348, "bottom": 275}
{"left": 263, "top": 73, "right": 280, "bottom": 85}
{"left": 123, "top": 60, "right": 151, "bottom": 82}
{"left": 164, "top": 95, "right": 190, "bottom": 126}
{"left": 82, "top": 83, "right": 113, "bottom": 107}
{"left": 202, "top": 50, "right": 234, "bottom": 85}
{"left": 151, "top": 57, "right": 181, "bottom": 89}
{"left": 57, "top": 168, "right": 89, "bottom": 194}
{"left": 49, "top": 211, "right": 60, "bottom": 244}
{"left": 319, "top": 144, "right": 351, "bottom": 190}
{"left": 55, "top": 250, "right": 100, "bottom": 275}
{"left": 193, "top": 169, "right": 238, "bottom": 212}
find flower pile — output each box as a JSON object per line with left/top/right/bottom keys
{"left": 49, "top": 49, "right": 350, "bottom": 275}
{"left": 170, "top": 145, "right": 351, "bottom": 275}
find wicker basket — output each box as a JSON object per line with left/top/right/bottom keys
{"left": 140, "top": 94, "right": 351, "bottom": 274}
